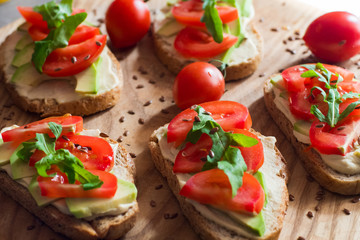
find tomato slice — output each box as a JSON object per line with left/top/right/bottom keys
{"left": 173, "top": 129, "right": 263, "bottom": 173}
{"left": 180, "top": 169, "right": 264, "bottom": 214}
{"left": 167, "top": 101, "right": 252, "bottom": 147}
{"left": 38, "top": 168, "right": 117, "bottom": 198}
{"left": 42, "top": 34, "right": 106, "bottom": 77}
{"left": 17, "top": 6, "right": 48, "bottom": 29}
{"left": 28, "top": 24, "right": 100, "bottom": 44}
{"left": 310, "top": 119, "right": 360, "bottom": 155}
{"left": 172, "top": 0, "right": 238, "bottom": 27}
{"left": 29, "top": 135, "right": 114, "bottom": 171}
{"left": 174, "top": 27, "right": 238, "bottom": 59}
{"left": 1, "top": 116, "right": 83, "bottom": 144}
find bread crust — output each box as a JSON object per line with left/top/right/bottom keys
{"left": 0, "top": 139, "right": 138, "bottom": 240}
{"left": 149, "top": 128, "right": 288, "bottom": 240}
{"left": 0, "top": 29, "right": 123, "bottom": 117}
{"left": 152, "top": 17, "right": 263, "bottom": 82}
{"left": 264, "top": 76, "right": 360, "bottom": 195}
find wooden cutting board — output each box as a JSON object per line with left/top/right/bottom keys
{"left": 1, "top": 0, "right": 360, "bottom": 239}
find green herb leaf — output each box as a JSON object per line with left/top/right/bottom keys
{"left": 185, "top": 105, "right": 258, "bottom": 197}
{"left": 33, "top": 0, "right": 73, "bottom": 28}
{"left": 32, "top": 12, "right": 87, "bottom": 72}
{"left": 48, "top": 122, "right": 62, "bottom": 139}
{"left": 17, "top": 142, "right": 37, "bottom": 162}
{"left": 201, "top": 0, "right": 223, "bottom": 43}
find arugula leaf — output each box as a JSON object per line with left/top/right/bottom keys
{"left": 32, "top": 12, "right": 87, "bottom": 72}
{"left": 185, "top": 105, "right": 258, "bottom": 197}
{"left": 48, "top": 122, "right": 62, "bottom": 139}
{"left": 17, "top": 141, "right": 37, "bottom": 162}
{"left": 33, "top": 0, "right": 73, "bottom": 28}
{"left": 301, "top": 63, "right": 360, "bottom": 127}
{"left": 201, "top": 0, "right": 223, "bottom": 43}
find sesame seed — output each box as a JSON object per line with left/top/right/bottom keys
{"left": 96, "top": 41, "right": 102, "bottom": 46}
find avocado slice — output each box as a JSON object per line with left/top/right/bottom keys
{"left": 11, "top": 62, "right": 49, "bottom": 86}
{"left": 15, "top": 34, "right": 33, "bottom": 51}
{"left": 10, "top": 146, "right": 36, "bottom": 180}
{"left": 75, "top": 56, "right": 103, "bottom": 94}
{"left": 254, "top": 171, "right": 268, "bottom": 206}
{"left": 11, "top": 43, "right": 34, "bottom": 67}
{"left": 28, "top": 175, "right": 59, "bottom": 206}
{"left": 270, "top": 75, "right": 286, "bottom": 90}
{"left": 0, "top": 140, "right": 15, "bottom": 166}
{"left": 293, "top": 120, "right": 311, "bottom": 136}
{"left": 226, "top": 210, "right": 266, "bottom": 236}
{"left": 66, "top": 179, "right": 137, "bottom": 218}
{"left": 157, "top": 19, "right": 184, "bottom": 37}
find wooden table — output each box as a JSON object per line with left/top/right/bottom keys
{"left": 1, "top": 0, "right": 360, "bottom": 239}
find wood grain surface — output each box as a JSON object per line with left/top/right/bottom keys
{"left": 1, "top": 0, "right": 360, "bottom": 239}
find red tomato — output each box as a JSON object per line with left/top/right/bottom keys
{"left": 42, "top": 34, "right": 106, "bottom": 77}
{"left": 309, "top": 119, "right": 360, "bottom": 155}
{"left": 38, "top": 169, "right": 117, "bottom": 198}
{"left": 180, "top": 169, "right": 265, "bottom": 214}
{"left": 303, "top": 12, "right": 360, "bottom": 62}
{"left": 28, "top": 24, "right": 49, "bottom": 41}
{"left": 1, "top": 116, "right": 83, "bottom": 144}
{"left": 172, "top": 0, "right": 238, "bottom": 27}
{"left": 29, "top": 135, "right": 114, "bottom": 171}
{"left": 174, "top": 27, "right": 238, "bottom": 58}
{"left": 173, "top": 129, "right": 263, "bottom": 173}
{"left": 105, "top": 0, "right": 150, "bottom": 48}
{"left": 167, "top": 101, "right": 252, "bottom": 147}
{"left": 173, "top": 62, "right": 225, "bottom": 110}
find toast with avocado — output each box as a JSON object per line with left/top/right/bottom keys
{"left": 152, "top": 0, "right": 262, "bottom": 81}
{"left": 264, "top": 63, "right": 360, "bottom": 195}
{"left": 0, "top": 115, "right": 138, "bottom": 240}
{"left": 0, "top": 1, "right": 123, "bottom": 117}
{"left": 149, "top": 101, "right": 289, "bottom": 239}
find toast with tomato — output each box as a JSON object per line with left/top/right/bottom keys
{"left": 0, "top": 115, "right": 138, "bottom": 240}
{"left": 0, "top": 1, "right": 123, "bottom": 117}
{"left": 264, "top": 63, "right": 360, "bottom": 195}
{"left": 149, "top": 101, "right": 288, "bottom": 239}
{"left": 152, "top": 0, "right": 262, "bottom": 81}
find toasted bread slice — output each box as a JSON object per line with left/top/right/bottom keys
{"left": 0, "top": 138, "right": 138, "bottom": 240}
{"left": 151, "top": 6, "right": 263, "bottom": 82}
{"left": 149, "top": 126, "right": 288, "bottom": 240}
{"left": 264, "top": 76, "right": 360, "bottom": 195}
{"left": 0, "top": 26, "right": 123, "bottom": 117}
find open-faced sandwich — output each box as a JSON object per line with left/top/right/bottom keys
{"left": 0, "top": 115, "right": 138, "bottom": 240}
{"left": 149, "top": 101, "right": 288, "bottom": 239}
{"left": 0, "top": 0, "right": 123, "bottom": 117}
{"left": 152, "top": 0, "right": 262, "bottom": 81}
{"left": 264, "top": 63, "right": 360, "bottom": 195}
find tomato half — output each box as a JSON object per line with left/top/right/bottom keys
{"left": 174, "top": 27, "right": 238, "bottom": 59}
{"left": 172, "top": 0, "right": 238, "bottom": 27}
{"left": 42, "top": 34, "right": 106, "bottom": 77}
{"left": 173, "top": 62, "right": 225, "bottom": 110}
{"left": 1, "top": 116, "right": 83, "bottom": 144}
{"left": 309, "top": 119, "right": 360, "bottom": 155}
{"left": 167, "top": 101, "right": 252, "bottom": 147}
{"left": 303, "top": 12, "right": 360, "bottom": 62}
{"left": 38, "top": 169, "right": 117, "bottom": 198}
{"left": 180, "top": 169, "right": 264, "bottom": 214}
{"left": 29, "top": 135, "right": 114, "bottom": 171}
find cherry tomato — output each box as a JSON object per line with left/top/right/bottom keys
{"left": 174, "top": 27, "right": 238, "bottom": 59}
{"left": 172, "top": 0, "right": 238, "bottom": 27}
{"left": 105, "top": 0, "right": 150, "bottom": 48}
{"left": 38, "top": 168, "right": 117, "bottom": 198}
{"left": 29, "top": 135, "right": 114, "bottom": 172}
{"left": 173, "top": 62, "right": 225, "bottom": 110}
{"left": 303, "top": 12, "right": 360, "bottom": 62}
{"left": 42, "top": 34, "right": 106, "bottom": 77}
{"left": 167, "top": 101, "right": 252, "bottom": 147}
{"left": 180, "top": 169, "right": 265, "bottom": 214}
{"left": 1, "top": 116, "right": 83, "bottom": 144}
{"left": 173, "top": 129, "right": 263, "bottom": 173}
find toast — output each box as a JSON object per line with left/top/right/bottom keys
{"left": 149, "top": 126, "right": 288, "bottom": 240}
{"left": 151, "top": 2, "right": 263, "bottom": 81}
{"left": 0, "top": 135, "right": 138, "bottom": 240}
{"left": 264, "top": 75, "right": 360, "bottom": 195}
{"left": 0, "top": 24, "right": 123, "bottom": 117}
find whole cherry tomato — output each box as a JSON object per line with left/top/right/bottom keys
{"left": 105, "top": 0, "right": 151, "bottom": 48}
{"left": 303, "top": 12, "right": 360, "bottom": 62}
{"left": 173, "top": 62, "right": 225, "bottom": 110}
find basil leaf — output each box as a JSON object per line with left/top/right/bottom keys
{"left": 201, "top": 0, "right": 223, "bottom": 43}
{"left": 32, "top": 12, "right": 87, "bottom": 72}
{"left": 33, "top": 0, "right": 73, "bottom": 28}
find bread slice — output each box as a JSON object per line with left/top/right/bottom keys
{"left": 0, "top": 26, "right": 123, "bottom": 117}
{"left": 151, "top": 7, "right": 262, "bottom": 81}
{"left": 149, "top": 126, "right": 288, "bottom": 240}
{"left": 0, "top": 138, "right": 138, "bottom": 240}
{"left": 264, "top": 76, "right": 360, "bottom": 195}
